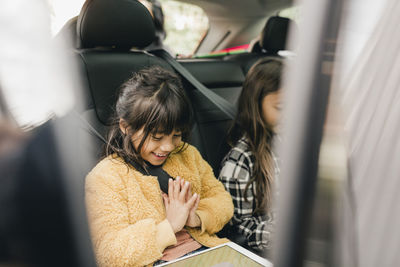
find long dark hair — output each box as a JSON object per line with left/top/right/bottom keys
{"left": 229, "top": 57, "right": 283, "bottom": 213}
{"left": 105, "top": 66, "right": 193, "bottom": 167}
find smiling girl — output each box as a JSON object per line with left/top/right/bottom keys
{"left": 85, "top": 66, "right": 233, "bottom": 266}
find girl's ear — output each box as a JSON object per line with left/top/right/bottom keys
{"left": 119, "top": 118, "right": 129, "bottom": 135}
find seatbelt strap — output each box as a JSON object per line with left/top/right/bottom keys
{"left": 74, "top": 111, "right": 172, "bottom": 194}
{"left": 127, "top": 159, "right": 172, "bottom": 194}
{"left": 150, "top": 49, "right": 237, "bottom": 119}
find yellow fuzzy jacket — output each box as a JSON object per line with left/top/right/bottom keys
{"left": 85, "top": 144, "right": 234, "bottom": 267}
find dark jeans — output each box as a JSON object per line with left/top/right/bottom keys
{"left": 154, "top": 246, "right": 208, "bottom": 266}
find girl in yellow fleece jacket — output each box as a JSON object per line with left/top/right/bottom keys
{"left": 85, "top": 66, "right": 234, "bottom": 267}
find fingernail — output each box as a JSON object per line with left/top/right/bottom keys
{"left": 185, "top": 181, "right": 189, "bottom": 186}
{"left": 193, "top": 193, "right": 197, "bottom": 197}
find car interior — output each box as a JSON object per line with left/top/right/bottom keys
{"left": 53, "top": 0, "right": 296, "bottom": 254}
{"left": 3, "top": 0, "right": 400, "bottom": 266}
{"left": 1, "top": 0, "right": 294, "bottom": 265}
{"left": 60, "top": 0, "right": 294, "bottom": 176}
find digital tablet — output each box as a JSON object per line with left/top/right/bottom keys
{"left": 157, "top": 241, "right": 272, "bottom": 267}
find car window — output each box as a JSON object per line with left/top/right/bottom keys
{"left": 160, "top": 0, "right": 209, "bottom": 56}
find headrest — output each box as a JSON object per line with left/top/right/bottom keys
{"left": 260, "top": 16, "right": 290, "bottom": 53}
{"left": 77, "top": 0, "right": 156, "bottom": 49}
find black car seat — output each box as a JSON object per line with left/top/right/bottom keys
{"left": 74, "top": 0, "right": 240, "bottom": 176}
{"left": 225, "top": 16, "right": 291, "bottom": 74}
{"left": 74, "top": 0, "right": 173, "bottom": 156}
{"left": 176, "top": 58, "right": 244, "bottom": 174}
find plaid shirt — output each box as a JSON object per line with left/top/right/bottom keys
{"left": 218, "top": 137, "right": 280, "bottom": 251}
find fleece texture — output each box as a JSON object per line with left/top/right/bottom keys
{"left": 85, "top": 144, "right": 234, "bottom": 266}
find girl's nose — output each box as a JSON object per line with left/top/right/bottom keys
{"left": 160, "top": 139, "right": 175, "bottom": 152}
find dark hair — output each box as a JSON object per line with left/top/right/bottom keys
{"left": 105, "top": 66, "right": 193, "bottom": 167}
{"left": 229, "top": 57, "right": 283, "bottom": 213}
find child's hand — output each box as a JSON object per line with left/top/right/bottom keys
{"left": 185, "top": 184, "right": 201, "bottom": 228}
{"left": 162, "top": 176, "right": 198, "bottom": 233}
{"left": 177, "top": 178, "right": 201, "bottom": 228}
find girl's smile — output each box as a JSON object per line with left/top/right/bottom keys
{"left": 130, "top": 128, "right": 182, "bottom": 166}
{"left": 151, "top": 151, "right": 169, "bottom": 162}
{"left": 153, "top": 152, "right": 169, "bottom": 158}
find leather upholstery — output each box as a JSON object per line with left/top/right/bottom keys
{"left": 260, "top": 16, "right": 290, "bottom": 53}
{"left": 77, "top": 0, "right": 155, "bottom": 49}
{"left": 78, "top": 50, "right": 172, "bottom": 125}
{"left": 225, "top": 16, "right": 292, "bottom": 74}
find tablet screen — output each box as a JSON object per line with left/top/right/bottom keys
{"left": 158, "top": 244, "right": 267, "bottom": 267}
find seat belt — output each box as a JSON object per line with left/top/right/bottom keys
{"left": 74, "top": 111, "right": 172, "bottom": 194}
{"left": 149, "top": 49, "right": 237, "bottom": 120}
{"left": 127, "top": 159, "right": 172, "bottom": 194}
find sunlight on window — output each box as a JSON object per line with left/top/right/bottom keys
{"left": 160, "top": 0, "right": 209, "bottom": 56}
{"left": 174, "top": 15, "right": 186, "bottom": 30}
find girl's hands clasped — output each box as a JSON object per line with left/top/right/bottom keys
{"left": 185, "top": 183, "right": 201, "bottom": 228}
{"left": 162, "top": 176, "right": 201, "bottom": 233}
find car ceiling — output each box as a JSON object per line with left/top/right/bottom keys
{"left": 182, "top": 0, "right": 293, "bottom": 19}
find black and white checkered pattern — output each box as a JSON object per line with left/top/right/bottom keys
{"left": 218, "top": 137, "right": 280, "bottom": 251}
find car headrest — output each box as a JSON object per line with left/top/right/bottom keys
{"left": 259, "top": 16, "right": 290, "bottom": 53}
{"left": 77, "top": 0, "right": 156, "bottom": 49}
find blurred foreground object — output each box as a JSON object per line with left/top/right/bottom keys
{"left": 338, "top": 0, "right": 400, "bottom": 266}
{"left": 0, "top": 0, "right": 96, "bottom": 265}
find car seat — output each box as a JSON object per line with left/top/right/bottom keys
{"left": 74, "top": 0, "right": 235, "bottom": 176}
{"left": 225, "top": 16, "right": 291, "bottom": 74}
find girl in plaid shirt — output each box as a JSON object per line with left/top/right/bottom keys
{"left": 219, "top": 58, "right": 283, "bottom": 253}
